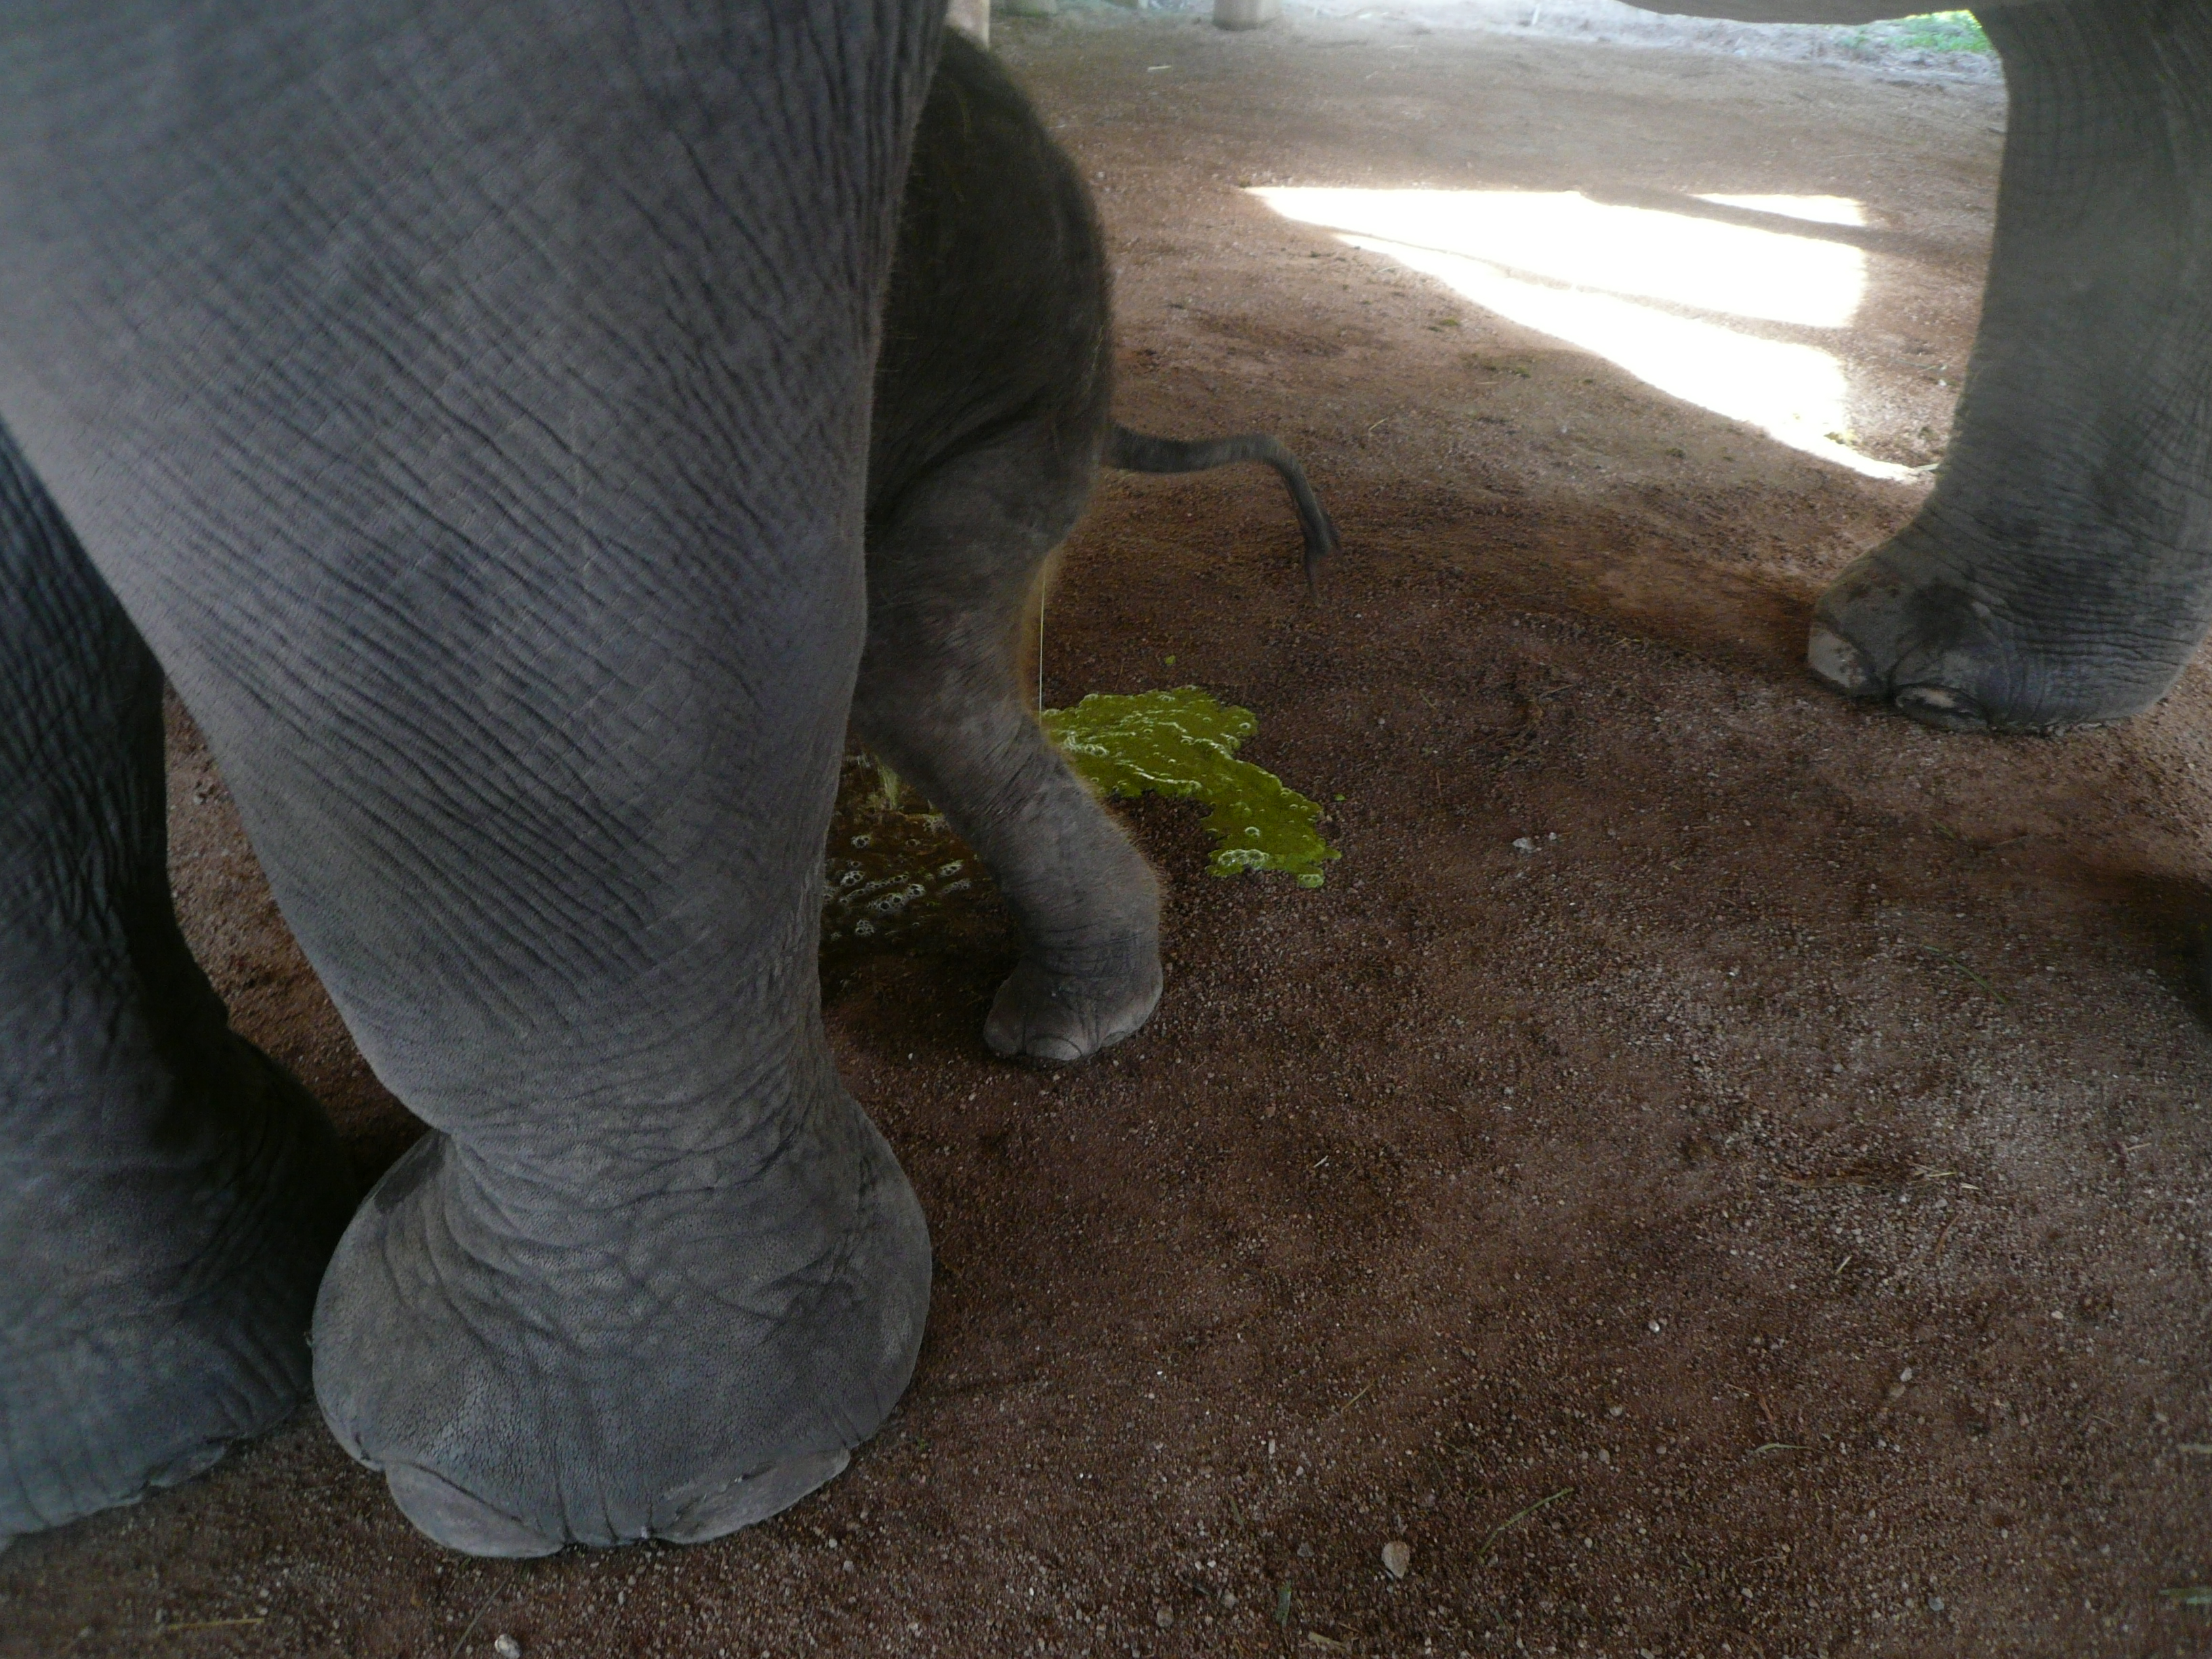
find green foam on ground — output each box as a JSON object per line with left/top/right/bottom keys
{"left": 1043, "top": 687, "right": 1340, "bottom": 887}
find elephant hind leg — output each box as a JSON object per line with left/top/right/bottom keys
{"left": 855, "top": 433, "right": 1162, "bottom": 1065}
{"left": 1807, "top": 0, "right": 2212, "bottom": 732}
{"left": 0, "top": 425, "right": 355, "bottom": 1542}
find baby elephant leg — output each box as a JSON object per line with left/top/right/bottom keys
{"left": 855, "top": 437, "right": 1160, "bottom": 1065}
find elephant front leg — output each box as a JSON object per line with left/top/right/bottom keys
{"left": 292, "top": 508, "right": 932, "bottom": 1547}
{"left": 0, "top": 428, "right": 354, "bottom": 1543}
{"left": 0, "top": 4, "right": 942, "bottom": 1557}
{"left": 855, "top": 436, "right": 1163, "bottom": 1065}
{"left": 294, "top": 633, "right": 932, "bottom": 1555}
{"left": 1808, "top": 0, "right": 2212, "bottom": 731}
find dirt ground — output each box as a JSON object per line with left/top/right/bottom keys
{"left": 9, "top": 9, "right": 2212, "bottom": 1658}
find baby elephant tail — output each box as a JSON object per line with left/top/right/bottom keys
{"left": 1105, "top": 424, "right": 1340, "bottom": 590}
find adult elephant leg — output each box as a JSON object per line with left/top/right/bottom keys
{"left": 0, "top": 3, "right": 938, "bottom": 1555}
{"left": 853, "top": 437, "right": 1162, "bottom": 1064}
{"left": 1807, "top": 0, "right": 2212, "bottom": 731}
{"left": 0, "top": 426, "right": 354, "bottom": 1541}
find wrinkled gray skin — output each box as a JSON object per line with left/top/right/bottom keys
{"left": 0, "top": 1, "right": 943, "bottom": 1555}
{"left": 1641, "top": 0, "right": 2212, "bottom": 732}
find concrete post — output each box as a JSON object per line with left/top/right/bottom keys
{"left": 1214, "top": 0, "right": 1281, "bottom": 27}
{"left": 947, "top": 0, "right": 989, "bottom": 45}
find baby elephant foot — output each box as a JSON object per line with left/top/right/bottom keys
{"left": 984, "top": 934, "right": 1163, "bottom": 1065}
{"left": 312, "top": 1091, "right": 930, "bottom": 1557}
{"left": 0, "top": 1044, "right": 354, "bottom": 1540}
{"left": 1807, "top": 533, "right": 2203, "bottom": 733}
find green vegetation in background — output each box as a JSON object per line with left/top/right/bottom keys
{"left": 1043, "top": 687, "right": 1340, "bottom": 887}
{"left": 1894, "top": 12, "right": 1990, "bottom": 52}
{"left": 1849, "top": 11, "right": 1992, "bottom": 54}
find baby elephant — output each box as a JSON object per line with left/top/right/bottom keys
{"left": 862, "top": 30, "right": 1336, "bottom": 1065}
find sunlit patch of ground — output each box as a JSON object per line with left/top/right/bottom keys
{"left": 1254, "top": 184, "right": 1919, "bottom": 478}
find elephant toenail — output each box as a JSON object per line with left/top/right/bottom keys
{"left": 1805, "top": 624, "right": 1879, "bottom": 697}
{"left": 657, "top": 1449, "right": 850, "bottom": 1544}
{"left": 1893, "top": 684, "right": 1990, "bottom": 733}
{"left": 384, "top": 1464, "right": 562, "bottom": 1558}
{"left": 142, "top": 1441, "right": 229, "bottom": 1492}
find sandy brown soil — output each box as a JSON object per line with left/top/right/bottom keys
{"left": 9, "top": 9, "right": 2212, "bottom": 1658}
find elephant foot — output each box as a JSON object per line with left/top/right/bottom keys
{"left": 312, "top": 1096, "right": 930, "bottom": 1557}
{"left": 1807, "top": 531, "right": 2202, "bottom": 733}
{"left": 0, "top": 1044, "right": 355, "bottom": 1541}
{"left": 983, "top": 933, "right": 1162, "bottom": 1065}
{"left": 382, "top": 1447, "right": 853, "bottom": 1557}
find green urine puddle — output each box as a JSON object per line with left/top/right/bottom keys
{"left": 822, "top": 687, "right": 1336, "bottom": 964}
{"left": 1042, "top": 686, "right": 1339, "bottom": 886}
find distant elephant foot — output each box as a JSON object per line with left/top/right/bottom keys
{"left": 1807, "top": 529, "right": 2204, "bottom": 734}
{"left": 312, "top": 1094, "right": 929, "bottom": 1557}
{"left": 984, "top": 933, "right": 1162, "bottom": 1065}
{"left": 0, "top": 1044, "right": 354, "bottom": 1540}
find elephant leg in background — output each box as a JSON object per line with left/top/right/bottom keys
{"left": 853, "top": 433, "right": 1163, "bottom": 1065}
{"left": 1808, "top": 0, "right": 2212, "bottom": 731}
{"left": 0, "top": 2, "right": 937, "bottom": 1556}
{"left": 0, "top": 426, "right": 354, "bottom": 1542}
